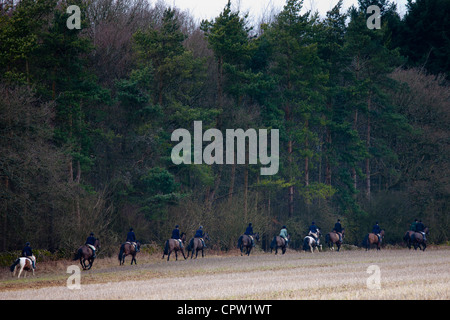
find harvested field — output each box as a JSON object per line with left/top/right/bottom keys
{"left": 0, "top": 247, "right": 449, "bottom": 300}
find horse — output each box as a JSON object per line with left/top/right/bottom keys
{"left": 237, "top": 233, "right": 259, "bottom": 256}
{"left": 162, "top": 232, "right": 187, "bottom": 261}
{"left": 10, "top": 256, "right": 35, "bottom": 278}
{"left": 363, "top": 230, "right": 385, "bottom": 251}
{"left": 410, "top": 227, "right": 429, "bottom": 251}
{"left": 325, "top": 229, "right": 345, "bottom": 251}
{"left": 74, "top": 239, "right": 100, "bottom": 270}
{"left": 187, "top": 233, "right": 210, "bottom": 259}
{"left": 270, "top": 235, "right": 290, "bottom": 255}
{"left": 303, "top": 230, "right": 322, "bottom": 253}
{"left": 119, "top": 241, "right": 141, "bottom": 265}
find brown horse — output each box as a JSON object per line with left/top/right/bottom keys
{"left": 363, "top": 230, "right": 384, "bottom": 251}
{"left": 162, "top": 232, "right": 187, "bottom": 261}
{"left": 410, "top": 227, "right": 429, "bottom": 251}
{"left": 237, "top": 233, "right": 259, "bottom": 256}
{"left": 119, "top": 241, "right": 141, "bottom": 265}
{"left": 74, "top": 239, "right": 100, "bottom": 270}
{"left": 187, "top": 233, "right": 210, "bottom": 259}
{"left": 270, "top": 235, "right": 289, "bottom": 255}
{"left": 325, "top": 229, "right": 345, "bottom": 251}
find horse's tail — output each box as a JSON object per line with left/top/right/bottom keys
{"left": 325, "top": 233, "right": 330, "bottom": 245}
{"left": 118, "top": 244, "right": 124, "bottom": 261}
{"left": 237, "top": 235, "right": 243, "bottom": 248}
{"left": 403, "top": 232, "right": 410, "bottom": 242}
{"left": 270, "top": 236, "right": 276, "bottom": 249}
{"left": 163, "top": 240, "right": 169, "bottom": 255}
{"left": 186, "top": 239, "right": 192, "bottom": 252}
{"left": 10, "top": 258, "right": 20, "bottom": 272}
{"left": 73, "top": 248, "right": 81, "bottom": 261}
{"left": 302, "top": 238, "right": 309, "bottom": 251}
{"left": 362, "top": 234, "right": 369, "bottom": 248}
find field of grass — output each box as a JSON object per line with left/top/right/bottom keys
{"left": 0, "top": 247, "right": 449, "bottom": 300}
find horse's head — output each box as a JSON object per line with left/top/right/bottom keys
{"left": 380, "top": 230, "right": 385, "bottom": 237}
{"left": 424, "top": 227, "right": 429, "bottom": 234}
{"left": 254, "top": 233, "right": 260, "bottom": 241}
{"left": 181, "top": 232, "right": 186, "bottom": 241}
{"left": 136, "top": 241, "right": 141, "bottom": 251}
{"left": 204, "top": 233, "right": 210, "bottom": 241}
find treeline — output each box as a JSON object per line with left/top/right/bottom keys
{"left": 1, "top": 0, "right": 449, "bottom": 255}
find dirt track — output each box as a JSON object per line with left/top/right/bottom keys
{"left": 1, "top": 248, "right": 449, "bottom": 300}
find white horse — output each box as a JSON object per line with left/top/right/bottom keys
{"left": 10, "top": 256, "right": 35, "bottom": 278}
{"left": 303, "top": 230, "right": 322, "bottom": 253}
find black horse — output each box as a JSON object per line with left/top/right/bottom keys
{"left": 237, "top": 233, "right": 259, "bottom": 256}
{"left": 74, "top": 239, "right": 100, "bottom": 270}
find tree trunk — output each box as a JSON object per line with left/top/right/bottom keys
{"left": 305, "top": 119, "right": 309, "bottom": 187}
{"left": 366, "top": 93, "right": 372, "bottom": 200}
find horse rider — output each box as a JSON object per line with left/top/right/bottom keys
{"left": 21, "top": 242, "right": 36, "bottom": 269}
{"left": 171, "top": 225, "right": 183, "bottom": 248}
{"left": 372, "top": 222, "right": 382, "bottom": 243}
{"left": 126, "top": 228, "right": 139, "bottom": 252}
{"left": 308, "top": 221, "right": 320, "bottom": 245}
{"left": 333, "top": 219, "right": 343, "bottom": 243}
{"left": 85, "top": 232, "right": 97, "bottom": 258}
{"left": 280, "top": 226, "right": 289, "bottom": 247}
{"left": 410, "top": 218, "right": 418, "bottom": 232}
{"left": 245, "top": 223, "right": 255, "bottom": 247}
{"left": 415, "top": 220, "right": 427, "bottom": 241}
{"left": 194, "top": 225, "right": 207, "bottom": 248}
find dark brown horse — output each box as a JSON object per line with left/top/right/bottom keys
{"left": 187, "top": 233, "right": 210, "bottom": 259}
{"left": 325, "top": 229, "right": 345, "bottom": 251}
{"left": 410, "top": 227, "right": 429, "bottom": 251}
{"left": 162, "top": 232, "right": 187, "bottom": 261}
{"left": 119, "top": 241, "right": 141, "bottom": 265}
{"left": 363, "top": 230, "right": 384, "bottom": 251}
{"left": 74, "top": 239, "right": 100, "bottom": 270}
{"left": 237, "top": 233, "right": 259, "bottom": 256}
{"left": 270, "top": 235, "right": 289, "bottom": 255}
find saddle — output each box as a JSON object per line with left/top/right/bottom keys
{"left": 87, "top": 244, "right": 96, "bottom": 252}
{"left": 126, "top": 241, "right": 138, "bottom": 251}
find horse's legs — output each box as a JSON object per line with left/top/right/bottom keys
{"left": 18, "top": 265, "right": 24, "bottom": 278}
{"left": 202, "top": 248, "right": 204, "bottom": 258}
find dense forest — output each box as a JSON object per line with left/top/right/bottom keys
{"left": 1, "top": 0, "right": 449, "bottom": 256}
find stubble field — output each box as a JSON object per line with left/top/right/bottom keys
{"left": 0, "top": 247, "right": 449, "bottom": 300}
